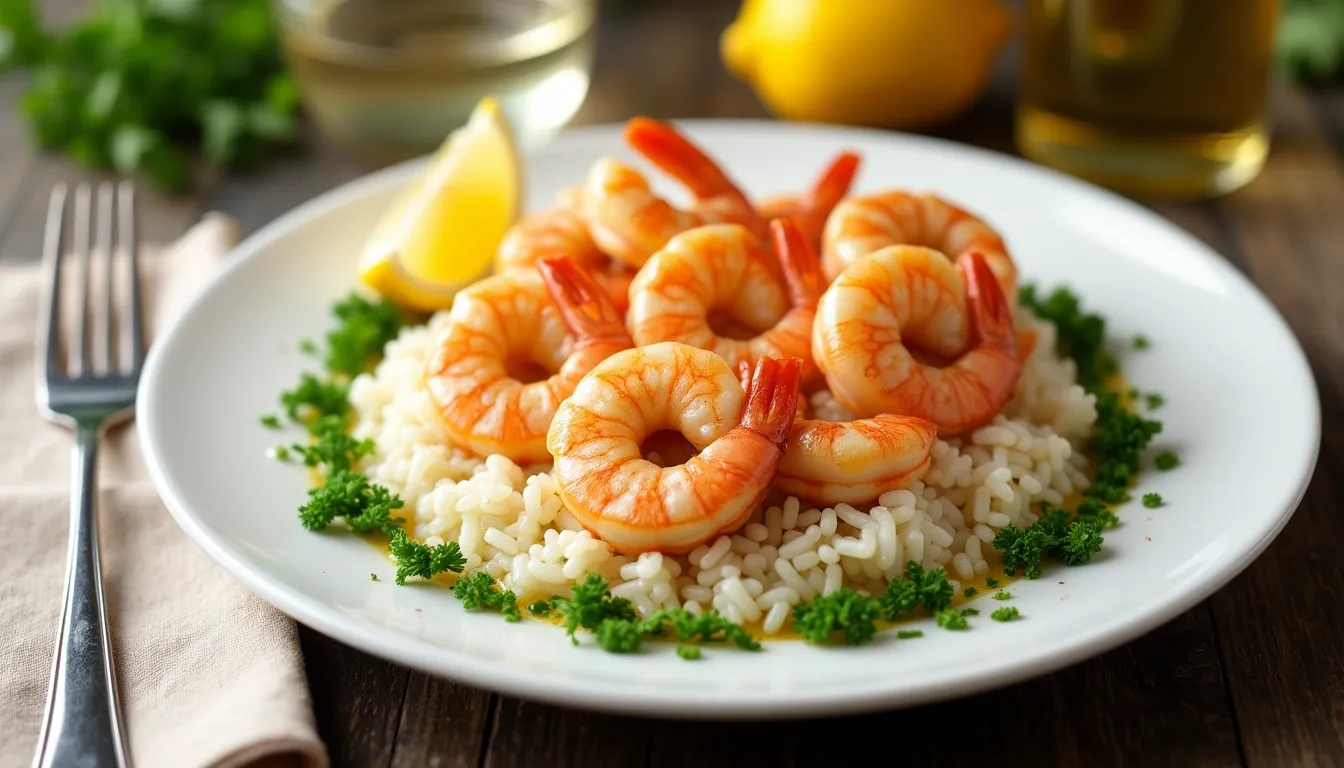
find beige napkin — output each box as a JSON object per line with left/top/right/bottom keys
{"left": 0, "top": 214, "right": 329, "bottom": 768}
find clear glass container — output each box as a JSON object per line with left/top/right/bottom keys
{"left": 274, "top": 0, "right": 597, "bottom": 164}
{"left": 1016, "top": 0, "right": 1283, "bottom": 201}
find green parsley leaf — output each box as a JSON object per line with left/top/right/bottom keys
{"left": 325, "top": 293, "right": 405, "bottom": 377}
{"left": 1055, "top": 521, "right": 1104, "bottom": 566}
{"left": 985, "top": 577, "right": 1000, "bottom": 588}
{"left": 260, "top": 414, "right": 281, "bottom": 429}
{"left": 270, "top": 445, "right": 292, "bottom": 462}
{"left": 451, "top": 573, "right": 521, "bottom": 621}
{"left": 297, "top": 470, "right": 405, "bottom": 536}
{"left": 1142, "top": 492, "right": 1163, "bottom": 508}
{"left": 993, "top": 590, "right": 1013, "bottom": 601}
{"left": 993, "top": 523, "right": 1050, "bottom": 579}
{"left": 1155, "top": 451, "right": 1180, "bottom": 471}
{"left": 991, "top": 606, "right": 1021, "bottom": 622}
{"left": 595, "top": 618, "right": 644, "bottom": 653}
{"left": 298, "top": 338, "right": 318, "bottom": 355}
{"left": 1145, "top": 393, "right": 1165, "bottom": 410}
{"left": 290, "top": 417, "right": 374, "bottom": 474}
{"left": 676, "top": 644, "right": 702, "bottom": 660}
{"left": 280, "top": 373, "right": 349, "bottom": 423}
{"left": 791, "top": 588, "right": 882, "bottom": 645}
{"left": 387, "top": 528, "right": 466, "bottom": 585}
{"left": 1132, "top": 334, "right": 1150, "bottom": 350}
{"left": 935, "top": 608, "right": 969, "bottom": 630}
{"left": 963, "top": 586, "right": 979, "bottom": 598}
{"left": 549, "top": 574, "right": 638, "bottom": 645}
{"left": 528, "top": 599, "right": 555, "bottom": 616}
{"left": 370, "top": 573, "right": 378, "bottom": 581}
{"left": 896, "top": 629, "right": 923, "bottom": 639}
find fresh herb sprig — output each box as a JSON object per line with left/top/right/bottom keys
{"left": 1, "top": 0, "right": 300, "bottom": 192}
{"left": 791, "top": 562, "right": 955, "bottom": 645}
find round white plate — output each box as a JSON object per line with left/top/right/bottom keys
{"left": 138, "top": 121, "right": 1320, "bottom": 719}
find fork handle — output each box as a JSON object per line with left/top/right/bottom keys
{"left": 32, "top": 425, "right": 132, "bottom": 768}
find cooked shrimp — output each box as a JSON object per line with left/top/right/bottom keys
{"left": 821, "top": 191, "right": 1016, "bottom": 296}
{"left": 813, "top": 246, "right": 1022, "bottom": 437}
{"left": 546, "top": 345, "right": 801, "bottom": 555}
{"left": 494, "top": 209, "right": 635, "bottom": 314}
{"left": 626, "top": 218, "right": 822, "bottom": 379}
{"left": 757, "top": 151, "right": 861, "bottom": 249}
{"left": 428, "top": 257, "right": 632, "bottom": 463}
{"left": 775, "top": 414, "right": 937, "bottom": 504}
{"left": 581, "top": 117, "right": 765, "bottom": 269}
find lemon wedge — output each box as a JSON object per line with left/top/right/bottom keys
{"left": 358, "top": 97, "right": 521, "bottom": 313}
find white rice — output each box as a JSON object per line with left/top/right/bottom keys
{"left": 347, "top": 306, "right": 1098, "bottom": 633}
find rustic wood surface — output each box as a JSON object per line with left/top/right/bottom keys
{"left": 3, "top": 1, "right": 1342, "bottom": 765}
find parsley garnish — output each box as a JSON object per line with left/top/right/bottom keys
{"left": 528, "top": 600, "right": 555, "bottom": 616}
{"left": 1132, "top": 334, "right": 1150, "bottom": 350}
{"left": 324, "top": 293, "right": 405, "bottom": 377}
{"left": 935, "top": 608, "right": 969, "bottom": 630}
{"left": 878, "top": 561, "right": 954, "bottom": 619}
{"left": 451, "top": 573, "right": 521, "bottom": 621}
{"left": 792, "top": 588, "right": 882, "bottom": 645}
{"left": 1155, "top": 451, "right": 1180, "bottom": 471}
{"left": 1142, "top": 492, "right": 1164, "bottom": 508}
{"left": 993, "top": 591, "right": 1013, "bottom": 601}
{"left": 290, "top": 417, "right": 374, "bottom": 473}
{"left": 270, "top": 445, "right": 292, "bottom": 462}
{"left": 994, "top": 513, "right": 1104, "bottom": 579}
{"left": 280, "top": 373, "right": 349, "bottom": 423}
{"left": 298, "top": 339, "right": 318, "bottom": 355}
{"left": 991, "top": 606, "right": 1021, "bottom": 622}
{"left": 896, "top": 629, "right": 923, "bottom": 639}
{"left": 260, "top": 414, "right": 281, "bottom": 429}
{"left": 676, "top": 645, "right": 702, "bottom": 660}
{"left": 298, "top": 470, "right": 405, "bottom": 536}
{"left": 387, "top": 528, "right": 466, "bottom": 585}
{"left": 370, "top": 573, "right": 378, "bottom": 582}
{"left": 549, "top": 574, "right": 638, "bottom": 645}
{"left": 985, "top": 577, "right": 1000, "bottom": 588}
{"left": 963, "top": 586, "right": 979, "bottom": 598}
{"left": 1145, "top": 393, "right": 1165, "bottom": 410}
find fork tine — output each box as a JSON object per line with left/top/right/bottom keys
{"left": 71, "top": 184, "right": 92, "bottom": 376}
{"left": 96, "top": 183, "right": 115, "bottom": 375}
{"left": 41, "top": 185, "right": 68, "bottom": 377}
{"left": 119, "top": 183, "right": 144, "bottom": 370}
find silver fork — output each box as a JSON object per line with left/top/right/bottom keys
{"left": 31, "top": 182, "right": 141, "bottom": 768}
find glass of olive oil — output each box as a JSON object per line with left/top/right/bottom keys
{"left": 274, "top": 0, "right": 597, "bottom": 164}
{"left": 1017, "top": 0, "right": 1283, "bottom": 200}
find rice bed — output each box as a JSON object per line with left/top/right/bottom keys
{"left": 346, "top": 307, "right": 1098, "bottom": 635}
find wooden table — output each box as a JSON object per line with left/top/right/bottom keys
{"left": 4, "top": 2, "right": 1342, "bottom": 765}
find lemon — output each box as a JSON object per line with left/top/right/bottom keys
{"left": 721, "top": 0, "right": 1014, "bottom": 130}
{"left": 358, "top": 97, "right": 521, "bottom": 314}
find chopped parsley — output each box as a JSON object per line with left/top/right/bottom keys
{"left": 324, "top": 293, "right": 405, "bottom": 377}
{"left": 1075, "top": 499, "right": 1120, "bottom": 530}
{"left": 896, "top": 629, "right": 923, "bottom": 639}
{"left": 991, "top": 606, "right": 1021, "bottom": 622}
{"left": 994, "top": 506, "right": 1104, "bottom": 579}
{"left": 370, "top": 573, "right": 378, "bottom": 582}
{"left": 935, "top": 608, "right": 969, "bottom": 630}
{"left": 676, "top": 644, "right": 702, "bottom": 661}
{"left": 639, "top": 608, "right": 761, "bottom": 652}
{"left": 878, "top": 561, "right": 954, "bottom": 620}
{"left": 451, "top": 573, "right": 521, "bottom": 621}
{"left": 270, "top": 445, "right": 292, "bottom": 462}
{"left": 993, "top": 591, "right": 1013, "bottom": 601}
{"left": 279, "top": 373, "right": 349, "bottom": 423}
{"left": 1145, "top": 393, "right": 1165, "bottom": 410}
{"left": 1142, "top": 493, "right": 1164, "bottom": 508}
{"left": 963, "top": 586, "right": 979, "bottom": 598}
{"left": 792, "top": 587, "right": 882, "bottom": 645}
{"left": 549, "top": 574, "right": 638, "bottom": 645}
{"left": 962, "top": 607, "right": 980, "bottom": 616}
{"left": 985, "top": 577, "right": 1000, "bottom": 588}
{"left": 1132, "top": 334, "right": 1150, "bottom": 350}
{"left": 290, "top": 417, "right": 374, "bottom": 473}
{"left": 298, "top": 339, "right": 318, "bottom": 355}
{"left": 1155, "top": 451, "right": 1180, "bottom": 471}
{"left": 298, "top": 470, "right": 405, "bottom": 536}
{"left": 260, "top": 414, "right": 281, "bottom": 429}
{"left": 528, "top": 600, "right": 555, "bottom": 616}
{"left": 387, "top": 528, "right": 466, "bottom": 585}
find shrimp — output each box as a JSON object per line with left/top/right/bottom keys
{"left": 821, "top": 191, "right": 1016, "bottom": 297}
{"left": 775, "top": 414, "right": 937, "bottom": 505}
{"left": 812, "top": 245, "right": 1022, "bottom": 437}
{"left": 626, "top": 218, "right": 821, "bottom": 379}
{"left": 757, "top": 151, "right": 861, "bottom": 249}
{"left": 427, "top": 257, "right": 632, "bottom": 463}
{"left": 546, "top": 344, "right": 801, "bottom": 555}
{"left": 494, "top": 208, "right": 636, "bottom": 314}
{"left": 581, "top": 116, "right": 765, "bottom": 269}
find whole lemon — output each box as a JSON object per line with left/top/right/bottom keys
{"left": 721, "top": 0, "right": 1014, "bottom": 130}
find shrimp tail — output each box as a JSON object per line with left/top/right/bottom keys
{"left": 537, "top": 256, "right": 631, "bottom": 345}
{"left": 770, "top": 217, "right": 825, "bottom": 306}
{"left": 961, "top": 251, "right": 1017, "bottom": 355}
{"left": 740, "top": 356, "right": 802, "bottom": 445}
{"left": 805, "top": 151, "right": 860, "bottom": 222}
{"left": 625, "top": 116, "right": 749, "bottom": 201}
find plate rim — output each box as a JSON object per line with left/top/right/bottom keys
{"left": 137, "top": 119, "right": 1323, "bottom": 719}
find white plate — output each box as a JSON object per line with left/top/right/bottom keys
{"left": 138, "top": 121, "right": 1320, "bottom": 719}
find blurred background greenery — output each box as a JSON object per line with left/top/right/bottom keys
{"left": 0, "top": 0, "right": 1339, "bottom": 195}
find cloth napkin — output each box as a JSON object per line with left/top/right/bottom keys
{"left": 0, "top": 214, "right": 328, "bottom": 768}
